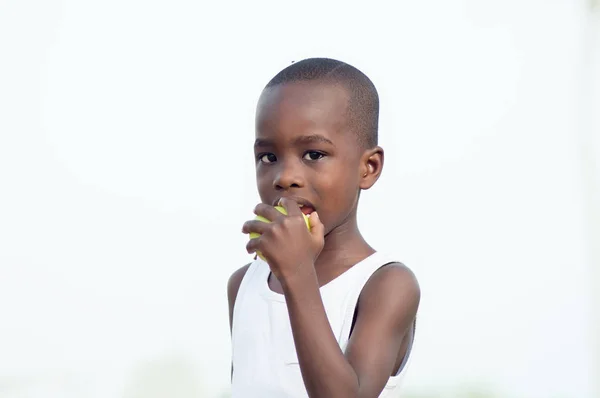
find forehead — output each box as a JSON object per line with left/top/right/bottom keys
{"left": 255, "top": 81, "right": 350, "bottom": 141}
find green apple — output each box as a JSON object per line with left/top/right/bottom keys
{"left": 250, "top": 205, "right": 311, "bottom": 260}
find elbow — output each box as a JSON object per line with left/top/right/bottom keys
{"left": 307, "top": 370, "right": 360, "bottom": 398}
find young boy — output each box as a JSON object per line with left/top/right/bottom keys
{"left": 227, "top": 58, "right": 420, "bottom": 398}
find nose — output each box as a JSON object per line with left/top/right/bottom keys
{"left": 273, "top": 159, "right": 304, "bottom": 191}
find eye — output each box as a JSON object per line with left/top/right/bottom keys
{"left": 303, "top": 151, "right": 325, "bottom": 161}
{"left": 258, "top": 153, "right": 277, "bottom": 164}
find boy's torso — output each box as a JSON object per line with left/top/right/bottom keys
{"left": 230, "top": 252, "right": 412, "bottom": 398}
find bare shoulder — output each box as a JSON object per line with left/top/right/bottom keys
{"left": 363, "top": 262, "right": 420, "bottom": 301}
{"left": 227, "top": 263, "right": 252, "bottom": 308}
{"left": 343, "top": 262, "right": 420, "bottom": 394}
{"left": 359, "top": 262, "right": 420, "bottom": 323}
{"left": 227, "top": 263, "right": 252, "bottom": 332}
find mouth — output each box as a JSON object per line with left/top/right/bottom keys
{"left": 299, "top": 204, "right": 315, "bottom": 216}
{"left": 273, "top": 198, "right": 316, "bottom": 215}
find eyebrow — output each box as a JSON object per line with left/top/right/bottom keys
{"left": 254, "top": 134, "right": 335, "bottom": 148}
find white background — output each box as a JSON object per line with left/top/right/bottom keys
{"left": 1, "top": 1, "right": 598, "bottom": 397}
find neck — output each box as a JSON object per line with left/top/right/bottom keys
{"left": 314, "top": 208, "right": 374, "bottom": 270}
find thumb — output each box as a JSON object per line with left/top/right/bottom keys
{"left": 308, "top": 211, "right": 325, "bottom": 238}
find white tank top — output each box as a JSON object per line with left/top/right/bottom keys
{"left": 231, "top": 251, "right": 413, "bottom": 398}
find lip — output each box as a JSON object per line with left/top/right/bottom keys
{"left": 272, "top": 196, "right": 316, "bottom": 213}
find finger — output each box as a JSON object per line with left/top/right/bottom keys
{"left": 308, "top": 211, "right": 325, "bottom": 238}
{"left": 254, "top": 203, "right": 285, "bottom": 222}
{"left": 245, "top": 235, "right": 261, "bottom": 254}
{"left": 246, "top": 238, "right": 270, "bottom": 262}
{"left": 242, "top": 219, "right": 271, "bottom": 235}
{"left": 278, "top": 197, "right": 302, "bottom": 217}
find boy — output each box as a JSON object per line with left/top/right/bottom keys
{"left": 228, "top": 58, "right": 420, "bottom": 398}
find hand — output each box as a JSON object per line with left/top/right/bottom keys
{"left": 242, "top": 198, "right": 325, "bottom": 283}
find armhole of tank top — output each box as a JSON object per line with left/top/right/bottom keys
{"left": 339, "top": 254, "right": 395, "bottom": 347}
{"left": 231, "top": 260, "right": 260, "bottom": 338}
{"left": 339, "top": 255, "right": 415, "bottom": 381}
{"left": 389, "top": 319, "right": 415, "bottom": 379}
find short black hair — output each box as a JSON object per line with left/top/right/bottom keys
{"left": 264, "top": 58, "right": 379, "bottom": 149}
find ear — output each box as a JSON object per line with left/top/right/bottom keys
{"left": 359, "top": 146, "right": 384, "bottom": 190}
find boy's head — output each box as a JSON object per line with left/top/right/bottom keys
{"left": 264, "top": 58, "right": 379, "bottom": 149}
{"left": 254, "top": 58, "right": 384, "bottom": 235}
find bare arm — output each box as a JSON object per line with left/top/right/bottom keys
{"left": 282, "top": 263, "right": 420, "bottom": 398}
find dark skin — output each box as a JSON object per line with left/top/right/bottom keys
{"left": 227, "top": 81, "right": 420, "bottom": 398}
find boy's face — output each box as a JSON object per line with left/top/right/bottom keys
{"left": 254, "top": 81, "right": 368, "bottom": 235}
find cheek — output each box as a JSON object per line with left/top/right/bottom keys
{"left": 341, "top": 176, "right": 361, "bottom": 206}
{"left": 318, "top": 170, "right": 359, "bottom": 207}
{"left": 256, "top": 170, "right": 271, "bottom": 199}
